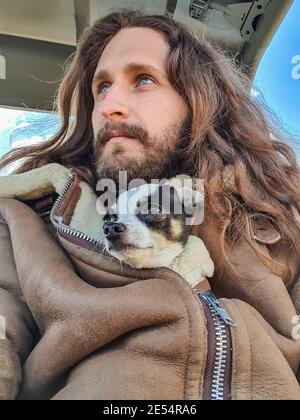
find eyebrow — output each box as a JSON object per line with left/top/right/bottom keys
{"left": 92, "top": 62, "right": 167, "bottom": 86}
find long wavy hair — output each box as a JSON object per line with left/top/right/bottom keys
{"left": 1, "top": 9, "right": 299, "bottom": 277}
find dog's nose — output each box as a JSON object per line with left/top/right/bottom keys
{"left": 103, "top": 222, "right": 127, "bottom": 240}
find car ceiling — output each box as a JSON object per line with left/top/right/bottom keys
{"left": 0, "top": 0, "right": 294, "bottom": 110}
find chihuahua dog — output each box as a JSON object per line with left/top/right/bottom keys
{"left": 100, "top": 177, "right": 214, "bottom": 287}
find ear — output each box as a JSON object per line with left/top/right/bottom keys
{"left": 181, "top": 186, "right": 205, "bottom": 226}
{"left": 167, "top": 176, "right": 204, "bottom": 215}
{"left": 96, "top": 197, "right": 107, "bottom": 216}
{"left": 166, "top": 175, "right": 205, "bottom": 225}
{"left": 181, "top": 186, "right": 204, "bottom": 216}
{"left": 96, "top": 188, "right": 118, "bottom": 216}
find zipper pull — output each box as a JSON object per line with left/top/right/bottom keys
{"left": 198, "top": 291, "right": 236, "bottom": 327}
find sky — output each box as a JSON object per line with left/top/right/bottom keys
{"left": 0, "top": 1, "right": 299, "bottom": 158}
{"left": 253, "top": 0, "right": 300, "bottom": 139}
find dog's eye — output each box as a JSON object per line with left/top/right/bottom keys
{"left": 147, "top": 201, "right": 165, "bottom": 214}
{"left": 149, "top": 206, "right": 162, "bottom": 214}
{"left": 103, "top": 212, "right": 117, "bottom": 222}
{"left": 137, "top": 201, "right": 164, "bottom": 215}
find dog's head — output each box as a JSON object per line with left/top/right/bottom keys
{"left": 101, "top": 178, "right": 204, "bottom": 269}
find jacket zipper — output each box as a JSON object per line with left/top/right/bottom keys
{"left": 195, "top": 290, "right": 235, "bottom": 400}
{"left": 50, "top": 170, "right": 104, "bottom": 251}
{"left": 50, "top": 173, "right": 235, "bottom": 400}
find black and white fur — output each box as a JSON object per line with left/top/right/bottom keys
{"left": 101, "top": 178, "right": 214, "bottom": 287}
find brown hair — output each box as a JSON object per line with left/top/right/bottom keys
{"left": 1, "top": 9, "right": 299, "bottom": 276}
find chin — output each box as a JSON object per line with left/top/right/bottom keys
{"left": 105, "top": 142, "right": 145, "bottom": 158}
{"left": 108, "top": 247, "right": 152, "bottom": 269}
{"left": 111, "top": 245, "right": 183, "bottom": 270}
{"left": 97, "top": 155, "right": 145, "bottom": 177}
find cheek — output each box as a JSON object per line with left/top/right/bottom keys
{"left": 170, "top": 95, "right": 187, "bottom": 121}
{"left": 154, "top": 91, "right": 187, "bottom": 125}
{"left": 91, "top": 108, "right": 98, "bottom": 133}
{"left": 149, "top": 230, "right": 175, "bottom": 250}
{"left": 92, "top": 103, "right": 104, "bottom": 135}
{"left": 139, "top": 90, "right": 187, "bottom": 131}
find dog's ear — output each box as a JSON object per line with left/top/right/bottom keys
{"left": 181, "top": 186, "right": 204, "bottom": 226}
{"left": 167, "top": 176, "right": 204, "bottom": 214}
{"left": 96, "top": 196, "right": 107, "bottom": 216}
{"left": 181, "top": 186, "right": 204, "bottom": 215}
{"left": 166, "top": 175, "right": 205, "bottom": 225}
{"left": 96, "top": 191, "right": 117, "bottom": 216}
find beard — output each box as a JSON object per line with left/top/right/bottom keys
{"left": 93, "top": 118, "right": 190, "bottom": 184}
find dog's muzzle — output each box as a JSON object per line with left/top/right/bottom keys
{"left": 103, "top": 222, "right": 127, "bottom": 241}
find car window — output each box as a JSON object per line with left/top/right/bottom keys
{"left": 253, "top": 0, "right": 300, "bottom": 150}
{"left": 0, "top": 108, "right": 60, "bottom": 159}
{"left": 0, "top": 1, "right": 299, "bottom": 164}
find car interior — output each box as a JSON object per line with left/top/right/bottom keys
{"left": 0, "top": 0, "right": 294, "bottom": 111}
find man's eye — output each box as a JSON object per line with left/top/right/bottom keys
{"left": 96, "top": 75, "right": 153, "bottom": 94}
{"left": 137, "top": 75, "right": 154, "bottom": 86}
{"left": 97, "top": 83, "right": 110, "bottom": 94}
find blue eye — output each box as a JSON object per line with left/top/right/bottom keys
{"left": 98, "top": 83, "right": 110, "bottom": 94}
{"left": 96, "top": 75, "right": 153, "bottom": 95}
{"left": 138, "top": 75, "right": 153, "bottom": 86}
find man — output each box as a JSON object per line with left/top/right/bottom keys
{"left": 0, "top": 10, "right": 299, "bottom": 400}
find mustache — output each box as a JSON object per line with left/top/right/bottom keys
{"left": 95, "top": 122, "right": 149, "bottom": 147}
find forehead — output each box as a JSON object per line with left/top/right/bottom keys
{"left": 95, "top": 27, "right": 169, "bottom": 75}
{"left": 113, "top": 183, "right": 182, "bottom": 215}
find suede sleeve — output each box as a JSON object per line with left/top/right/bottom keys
{"left": 290, "top": 267, "right": 300, "bottom": 314}
{"left": 0, "top": 214, "right": 38, "bottom": 399}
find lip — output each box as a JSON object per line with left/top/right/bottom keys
{"left": 108, "top": 243, "right": 153, "bottom": 252}
{"left": 108, "top": 136, "right": 135, "bottom": 144}
{"left": 108, "top": 243, "right": 138, "bottom": 251}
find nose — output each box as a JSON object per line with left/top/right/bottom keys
{"left": 98, "top": 86, "right": 130, "bottom": 122}
{"left": 103, "top": 222, "right": 127, "bottom": 241}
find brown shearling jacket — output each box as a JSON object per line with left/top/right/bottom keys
{"left": 0, "top": 165, "right": 299, "bottom": 400}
